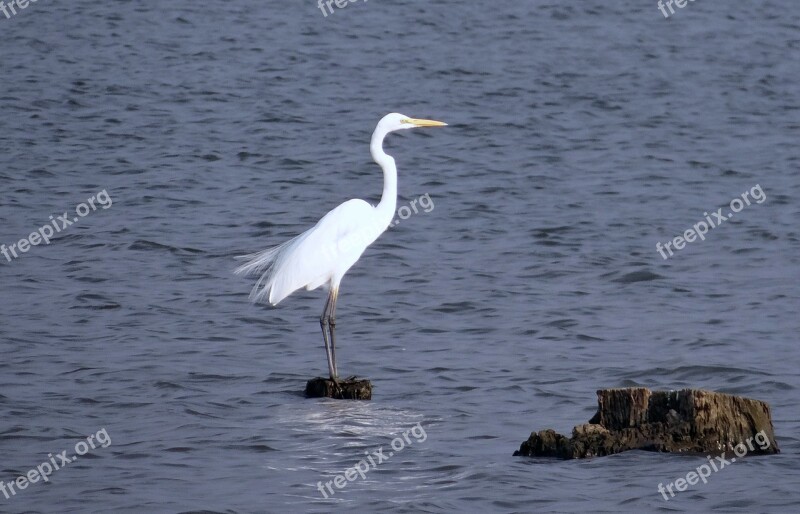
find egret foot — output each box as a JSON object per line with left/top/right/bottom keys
{"left": 305, "top": 376, "right": 372, "bottom": 400}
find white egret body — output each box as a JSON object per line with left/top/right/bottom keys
{"left": 235, "top": 113, "right": 446, "bottom": 379}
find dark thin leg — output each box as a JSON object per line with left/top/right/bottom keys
{"left": 328, "top": 288, "right": 340, "bottom": 378}
{"left": 319, "top": 290, "right": 336, "bottom": 380}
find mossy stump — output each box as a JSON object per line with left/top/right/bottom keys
{"left": 514, "top": 387, "right": 779, "bottom": 459}
{"left": 305, "top": 377, "right": 372, "bottom": 400}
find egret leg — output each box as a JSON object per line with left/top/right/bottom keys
{"left": 328, "top": 288, "right": 340, "bottom": 378}
{"left": 320, "top": 291, "right": 336, "bottom": 380}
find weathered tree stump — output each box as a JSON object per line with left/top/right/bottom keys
{"left": 305, "top": 377, "right": 372, "bottom": 400}
{"left": 514, "top": 387, "right": 779, "bottom": 459}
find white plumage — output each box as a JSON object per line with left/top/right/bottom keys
{"left": 235, "top": 199, "right": 379, "bottom": 305}
{"left": 235, "top": 113, "right": 447, "bottom": 380}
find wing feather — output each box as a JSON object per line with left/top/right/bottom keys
{"left": 235, "top": 199, "right": 382, "bottom": 305}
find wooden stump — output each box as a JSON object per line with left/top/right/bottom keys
{"left": 305, "top": 377, "right": 372, "bottom": 400}
{"left": 514, "top": 387, "right": 779, "bottom": 459}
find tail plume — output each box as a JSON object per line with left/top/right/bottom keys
{"left": 234, "top": 234, "right": 304, "bottom": 305}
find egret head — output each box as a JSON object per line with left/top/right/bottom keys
{"left": 378, "top": 113, "right": 448, "bottom": 134}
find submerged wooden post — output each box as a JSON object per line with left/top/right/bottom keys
{"left": 305, "top": 377, "right": 372, "bottom": 400}
{"left": 514, "top": 388, "right": 779, "bottom": 459}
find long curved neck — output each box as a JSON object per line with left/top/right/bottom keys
{"left": 370, "top": 128, "right": 397, "bottom": 227}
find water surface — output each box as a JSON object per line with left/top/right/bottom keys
{"left": 0, "top": 0, "right": 798, "bottom": 512}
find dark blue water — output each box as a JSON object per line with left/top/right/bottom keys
{"left": 1, "top": 0, "right": 798, "bottom": 512}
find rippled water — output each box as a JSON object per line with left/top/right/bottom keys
{"left": 1, "top": 0, "right": 798, "bottom": 512}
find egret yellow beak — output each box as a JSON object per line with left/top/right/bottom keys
{"left": 405, "top": 118, "right": 448, "bottom": 127}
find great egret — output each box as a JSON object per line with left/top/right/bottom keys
{"left": 235, "top": 113, "right": 447, "bottom": 381}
